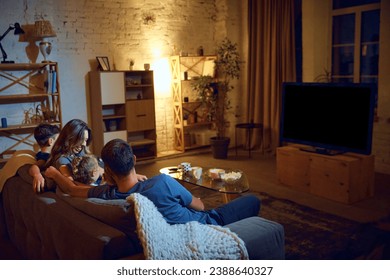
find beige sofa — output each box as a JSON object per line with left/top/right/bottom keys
{"left": 0, "top": 165, "right": 285, "bottom": 260}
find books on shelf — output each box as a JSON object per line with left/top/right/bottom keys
{"left": 45, "top": 69, "right": 57, "bottom": 93}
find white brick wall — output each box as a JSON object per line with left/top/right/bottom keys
{"left": 1, "top": 0, "right": 243, "bottom": 155}
{"left": 2, "top": 0, "right": 389, "bottom": 174}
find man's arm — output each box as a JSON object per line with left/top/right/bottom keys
{"left": 44, "top": 166, "right": 91, "bottom": 198}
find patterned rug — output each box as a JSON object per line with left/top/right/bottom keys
{"left": 190, "top": 187, "right": 390, "bottom": 260}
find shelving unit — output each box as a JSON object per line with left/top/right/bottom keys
{"left": 125, "top": 70, "right": 156, "bottom": 159}
{"left": 89, "top": 70, "right": 156, "bottom": 160}
{"left": 169, "top": 55, "right": 216, "bottom": 151}
{"left": 0, "top": 62, "right": 62, "bottom": 163}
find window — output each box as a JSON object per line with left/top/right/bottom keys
{"left": 331, "top": 2, "right": 380, "bottom": 83}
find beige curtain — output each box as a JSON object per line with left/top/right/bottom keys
{"left": 247, "top": 0, "right": 296, "bottom": 154}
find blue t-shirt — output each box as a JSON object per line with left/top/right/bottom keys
{"left": 55, "top": 148, "right": 87, "bottom": 170}
{"left": 87, "top": 173, "right": 219, "bottom": 225}
{"left": 35, "top": 151, "right": 50, "bottom": 162}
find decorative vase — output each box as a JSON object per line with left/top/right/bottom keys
{"left": 210, "top": 136, "right": 230, "bottom": 159}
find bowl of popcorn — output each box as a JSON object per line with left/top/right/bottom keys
{"left": 220, "top": 170, "right": 243, "bottom": 184}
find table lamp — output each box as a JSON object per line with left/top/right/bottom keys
{"left": 0, "top": 22, "right": 25, "bottom": 63}
{"left": 35, "top": 20, "right": 56, "bottom": 62}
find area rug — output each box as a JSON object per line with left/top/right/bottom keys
{"left": 190, "top": 187, "right": 390, "bottom": 260}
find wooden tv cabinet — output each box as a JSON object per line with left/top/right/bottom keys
{"left": 276, "top": 146, "right": 375, "bottom": 204}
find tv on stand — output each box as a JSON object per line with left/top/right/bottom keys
{"left": 280, "top": 82, "right": 376, "bottom": 156}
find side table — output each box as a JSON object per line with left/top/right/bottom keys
{"left": 235, "top": 122, "right": 263, "bottom": 158}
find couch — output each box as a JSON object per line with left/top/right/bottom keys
{"left": 0, "top": 165, "right": 285, "bottom": 260}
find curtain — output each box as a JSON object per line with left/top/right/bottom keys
{"left": 247, "top": 0, "right": 296, "bottom": 154}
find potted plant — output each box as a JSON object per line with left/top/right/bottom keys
{"left": 191, "top": 38, "right": 241, "bottom": 158}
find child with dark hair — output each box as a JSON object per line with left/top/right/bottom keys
{"left": 33, "top": 123, "right": 60, "bottom": 166}
{"left": 0, "top": 123, "right": 59, "bottom": 192}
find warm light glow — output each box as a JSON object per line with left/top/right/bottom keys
{"left": 152, "top": 57, "right": 171, "bottom": 97}
{"left": 152, "top": 47, "right": 162, "bottom": 58}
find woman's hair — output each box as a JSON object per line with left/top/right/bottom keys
{"left": 46, "top": 119, "right": 92, "bottom": 167}
{"left": 71, "top": 155, "right": 98, "bottom": 185}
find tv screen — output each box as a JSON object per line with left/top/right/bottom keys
{"left": 280, "top": 82, "right": 376, "bottom": 155}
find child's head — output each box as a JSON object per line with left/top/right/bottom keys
{"left": 34, "top": 123, "right": 60, "bottom": 150}
{"left": 71, "top": 155, "right": 100, "bottom": 185}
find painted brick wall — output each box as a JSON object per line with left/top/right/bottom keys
{"left": 1, "top": 0, "right": 243, "bottom": 155}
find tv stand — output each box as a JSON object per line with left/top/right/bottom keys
{"left": 276, "top": 146, "right": 375, "bottom": 204}
{"left": 299, "top": 146, "right": 345, "bottom": 156}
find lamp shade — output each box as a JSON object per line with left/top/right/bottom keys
{"left": 13, "top": 23, "right": 25, "bottom": 35}
{"left": 35, "top": 20, "right": 56, "bottom": 38}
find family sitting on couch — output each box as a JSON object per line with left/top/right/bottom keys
{"left": 1, "top": 118, "right": 285, "bottom": 259}
{"left": 29, "top": 118, "right": 261, "bottom": 226}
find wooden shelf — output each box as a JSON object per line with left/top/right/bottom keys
{"left": 0, "top": 122, "right": 61, "bottom": 132}
{"left": 184, "top": 122, "right": 213, "bottom": 128}
{"left": 129, "top": 138, "right": 156, "bottom": 147}
{"left": 125, "top": 84, "right": 153, "bottom": 88}
{"left": 102, "top": 115, "right": 126, "bottom": 120}
{"left": 0, "top": 93, "right": 54, "bottom": 104}
{"left": 0, "top": 62, "right": 56, "bottom": 71}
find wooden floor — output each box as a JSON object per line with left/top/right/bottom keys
{"left": 138, "top": 147, "right": 390, "bottom": 223}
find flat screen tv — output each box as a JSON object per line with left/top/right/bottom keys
{"left": 280, "top": 82, "right": 376, "bottom": 155}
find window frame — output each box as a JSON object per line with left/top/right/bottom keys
{"left": 330, "top": 3, "right": 380, "bottom": 83}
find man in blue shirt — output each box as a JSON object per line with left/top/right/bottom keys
{"left": 45, "top": 139, "right": 261, "bottom": 225}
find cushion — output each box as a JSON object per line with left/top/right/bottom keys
{"left": 55, "top": 188, "right": 141, "bottom": 250}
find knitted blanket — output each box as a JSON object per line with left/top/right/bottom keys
{"left": 127, "top": 193, "right": 249, "bottom": 260}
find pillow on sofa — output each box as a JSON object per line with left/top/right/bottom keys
{"left": 55, "top": 188, "right": 140, "bottom": 246}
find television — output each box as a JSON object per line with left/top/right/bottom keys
{"left": 280, "top": 82, "right": 376, "bottom": 155}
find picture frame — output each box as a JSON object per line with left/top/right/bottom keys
{"left": 96, "top": 56, "right": 110, "bottom": 71}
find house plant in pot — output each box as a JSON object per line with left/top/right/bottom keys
{"left": 192, "top": 38, "right": 241, "bottom": 159}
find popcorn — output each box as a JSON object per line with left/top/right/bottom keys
{"left": 221, "top": 171, "right": 242, "bottom": 182}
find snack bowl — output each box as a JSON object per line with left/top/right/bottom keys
{"left": 220, "top": 170, "right": 242, "bottom": 184}
{"left": 208, "top": 168, "right": 225, "bottom": 180}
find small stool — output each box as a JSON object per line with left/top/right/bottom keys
{"left": 235, "top": 122, "right": 263, "bottom": 158}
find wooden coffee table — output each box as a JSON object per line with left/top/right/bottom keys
{"left": 159, "top": 166, "right": 250, "bottom": 203}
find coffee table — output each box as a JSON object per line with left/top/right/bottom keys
{"left": 159, "top": 166, "right": 249, "bottom": 203}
